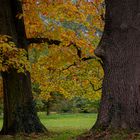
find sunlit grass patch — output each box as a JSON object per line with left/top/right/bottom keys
{"left": 0, "top": 113, "right": 97, "bottom": 140}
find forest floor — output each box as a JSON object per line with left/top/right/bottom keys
{"left": 0, "top": 113, "right": 97, "bottom": 140}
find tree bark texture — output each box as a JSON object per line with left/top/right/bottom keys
{"left": 0, "top": 0, "right": 46, "bottom": 134}
{"left": 93, "top": 0, "right": 140, "bottom": 131}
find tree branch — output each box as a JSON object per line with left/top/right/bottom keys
{"left": 89, "top": 81, "right": 102, "bottom": 92}
{"left": 82, "top": 56, "right": 104, "bottom": 67}
{"left": 27, "top": 38, "right": 61, "bottom": 45}
{"left": 61, "top": 62, "right": 77, "bottom": 71}
{"left": 74, "top": 45, "right": 82, "bottom": 58}
{"left": 28, "top": 38, "right": 104, "bottom": 67}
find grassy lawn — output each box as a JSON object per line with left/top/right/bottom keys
{"left": 0, "top": 113, "right": 97, "bottom": 140}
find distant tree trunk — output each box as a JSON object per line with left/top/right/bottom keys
{"left": 0, "top": 0, "right": 46, "bottom": 134}
{"left": 46, "top": 101, "right": 51, "bottom": 116}
{"left": 43, "top": 100, "right": 51, "bottom": 116}
{"left": 93, "top": 0, "right": 140, "bottom": 131}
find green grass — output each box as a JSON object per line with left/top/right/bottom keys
{"left": 0, "top": 113, "right": 97, "bottom": 140}
{"left": 0, "top": 116, "right": 3, "bottom": 128}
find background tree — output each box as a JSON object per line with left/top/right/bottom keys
{"left": 0, "top": 0, "right": 104, "bottom": 135}
{"left": 0, "top": 0, "right": 46, "bottom": 134}
{"left": 26, "top": 0, "right": 104, "bottom": 114}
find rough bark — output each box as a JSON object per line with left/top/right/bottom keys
{"left": 0, "top": 0, "right": 46, "bottom": 134}
{"left": 93, "top": 0, "right": 140, "bottom": 131}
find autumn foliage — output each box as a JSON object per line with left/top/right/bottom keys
{"left": 0, "top": 0, "right": 104, "bottom": 103}
{"left": 25, "top": 0, "right": 104, "bottom": 101}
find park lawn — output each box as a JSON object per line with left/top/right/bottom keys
{"left": 0, "top": 113, "right": 97, "bottom": 140}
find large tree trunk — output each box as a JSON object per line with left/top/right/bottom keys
{"left": 93, "top": 0, "right": 140, "bottom": 131}
{"left": 0, "top": 0, "right": 46, "bottom": 134}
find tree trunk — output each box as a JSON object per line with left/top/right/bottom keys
{"left": 46, "top": 101, "right": 51, "bottom": 116}
{"left": 42, "top": 100, "right": 51, "bottom": 116}
{"left": 93, "top": 0, "right": 140, "bottom": 131}
{"left": 0, "top": 0, "right": 46, "bottom": 134}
